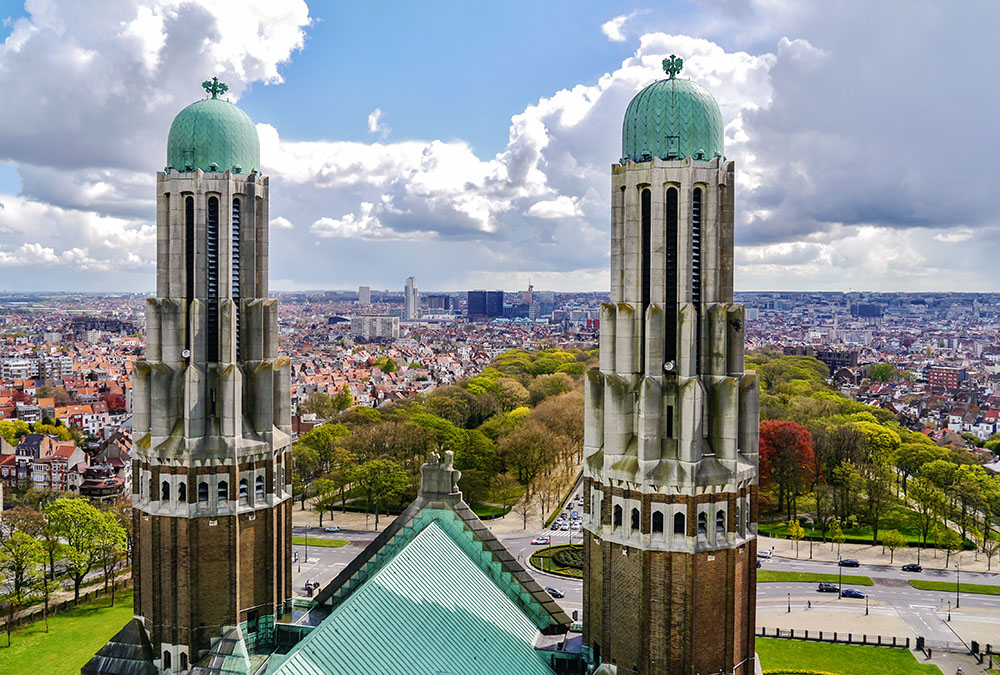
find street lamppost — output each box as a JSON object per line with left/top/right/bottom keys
{"left": 838, "top": 556, "right": 843, "bottom": 598}
{"left": 947, "top": 599, "right": 951, "bottom": 622}
{"left": 809, "top": 532, "right": 813, "bottom": 559}
{"left": 955, "top": 560, "right": 961, "bottom": 609}
{"left": 865, "top": 594, "right": 869, "bottom": 616}
{"left": 787, "top": 592, "right": 791, "bottom": 614}
{"left": 305, "top": 526, "right": 309, "bottom": 563}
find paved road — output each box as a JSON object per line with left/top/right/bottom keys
{"left": 763, "top": 552, "right": 1000, "bottom": 585}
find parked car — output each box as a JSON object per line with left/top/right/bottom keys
{"left": 531, "top": 536, "right": 551, "bottom": 545}
{"left": 817, "top": 583, "right": 839, "bottom": 593}
{"left": 571, "top": 522, "right": 582, "bottom": 530}
{"left": 838, "top": 559, "right": 860, "bottom": 567}
{"left": 571, "top": 511, "right": 580, "bottom": 520}
{"left": 560, "top": 523, "right": 570, "bottom": 531}
{"left": 902, "top": 563, "right": 923, "bottom": 572}
{"left": 545, "top": 586, "right": 565, "bottom": 599}
{"left": 324, "top": 525, "right": 341, "bottom": 533}
{"left": 551, "top": 523, "right": 561, "bottom": 531}
{"left": 757, "top": 550, "right": 773, "bottom": 559}
{"left": 841, "top": 588, "right": 865, "bottom": 599}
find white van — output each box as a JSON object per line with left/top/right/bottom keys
{"left": 757, "top": 549, "right": 772, "bottom": 559}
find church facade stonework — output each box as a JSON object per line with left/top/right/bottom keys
{"left": 582, "top": 57, "right": 759, "bottom": 674}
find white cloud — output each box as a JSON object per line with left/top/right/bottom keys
{"left": 601, "top": 12, "right": 638, "bottom": 42}
{"left": 270, "top": 216, "right": 294, "bottom": 230}
{"left": 526, "top": 196, "right": 583, "bottom": 219}
{"left": 367, "top": 107, "right": 389, "bottom": 137}
{"left": 934, "top": 229, "right": 973, "bottom": 243}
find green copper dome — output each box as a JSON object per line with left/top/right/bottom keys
{"left": 621, "top": 55, "right": 724, "bottom": 163}
{"left": 166, "top": 78, "right": 259, "bottom": 174}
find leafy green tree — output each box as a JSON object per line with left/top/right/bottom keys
{"left": 910, "top": 477, "right": 945, "bottom": 561}
{"left": 868, "top": 362, "right": 898, "bottom": 382}
{"left": 292, "top": 445, "right": 320, "bottom": 510}
{"left": 941, "top": 527, "right": 963, "bottom": 567}
{"left": 44, "top": 497, "right": 104, "bottom": 602}
{"left": 492, "top": 473, "right": 521, "bottom": 516}
{"left": 352, "top": 459, "right": 409, "bottom": 530}
{"left": 379, "top": 357, "right": 398, "bottom": 373}
{"left": 787, "top": 519, "right": 806, "bottom": 558}
{"left": 0, "top": 530, "right": 43, "bottom": 646}
{"left": 880, "top": 529, "right": 906, "bottom": 563}
{"left": 299, "top": 391, "right": 337, "bottom": 418}
{"left": 829, "top": 518, "right": 846, "bottom": 556}
{"left": 0, "top": 419, "right": 31, "bottom": 445}
{"left": 332, "top": 385, "right": 353, "bottom": 412}
{"left": 94, "top": 512, "right": 127, "bottom": 606}
{"left": 497, "top": 422, "right": 563, "bottom": 491}
{"left": 527, "top": 373, "right": 574, "bottom": 405}
{"left": 312, "top": 478, "right": 337, "bottom": 527}
{"left": 327, "top": 446, "right": 358, "bottom": 512}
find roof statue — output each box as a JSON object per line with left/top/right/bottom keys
{"left": 202, "top": 76, "right": 229, "bottom": 99}
{"left": 662, "top": 54, "right": 683, "bottom": 78}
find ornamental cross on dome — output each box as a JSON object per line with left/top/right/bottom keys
{"left": 663, "top": 54, "right": 683, "bottom": 79}
{"left": 202, "top": 77, "right": 228, "bottom": 99}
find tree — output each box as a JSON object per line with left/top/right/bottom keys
{"left": 0, "top": 531, "right": 43, "bottom": 646}
{"left": 868, "top": 362, "right": 898, "bottom": 382}
{"left": 351, "top": 459, "right": 409, "bottom": 530}
{"left": 941, "top": 528, "right": 963, "bottom": 567}
{"left": 787, "top": 519, "right": 805, "bottom": 558}
{"left": 492, "top": 473, "right": 521, "bottom": 517}
{"left": 861, "top": 462, "right": 894, "bottom": 545}
{"left": 299, "top": 391, "right": 336, "bottom": 418}
{"left": 512, "top": 490, "right": 535, "bottom": 530}
{"left": 829, "top": 518, "right": 846, "bottom": 556}
{"left": 880, "top": 529, "right": 906, "bottom": 563}
{"left": 497, "top": 422, "right": 563, "bottom": 491}
{"left": 327, "top": 446, "right": 358, "bottom": 512}
{"left": 984, "top": 537, "right": 999, "bottom": 572}
{"left": 107, "top": 498, "right": 134, "bottom": 562}
{"left": 910, "top": 477, "right": 945, "bottom": 563}
{"left": 44, "top": 497, "right": 104, "bottom": 602}
{"left": 93, "top": 512, "right": 127, "bottom": 606}
{"left": 332, "top": 385, "right": 353, "bottom": 412}
{"left": 379, "top": 357, "right": 398, "bottom": 373}
{"left": 312, "top": 478, "right": 337, "bottom": 527}
{"left": 759, "top": 420, "right": 815, "bottom": 521}
{"left": 292, "top": 445, "right": 320, "bottom": 510}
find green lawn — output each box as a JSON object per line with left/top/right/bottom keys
{"left": 756, "top": 637, "right": 940, "bottom": 674}
{"left": 757, "top": 570, "right": 873, "bottom": 586}
{"left": 291, "top": 536, "right": 348, "bottom": 548}
{"left": 907, "top": 580, "right": 1000, "bottom": 596}
{"left": 0, "top": 590, "right": 134, "bottom": 675}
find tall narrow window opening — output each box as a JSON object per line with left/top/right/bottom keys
{"left": 640, "top": 188, "right": 651, "bottom": 369}
{"left": 692, "top": 187, "right": 703, "bottom": 374}
{"left": 697, "top": 512, "right": 707, "bottom": 534}
{"left": 613, "top": 504, "right": 623, "bottom": 528}
{"left": 716, "top": 509, "right": 726, "bottom": 532}
{"left": 178, "top": 482, "right": 186, "bottom": 503}
{"left": 652, "top": 511, "right": 664, "bottom": 533}
{"left": 206, "top": 196, "right": 220, "bottom": 362}
{"left": 630, "top": 507, "right": 640, "bottom": 531}
{"left": 198, "top": 482, "right": 209, "bottom": 502}
{"left": 185, "top": 196, "right": 194, "bottom": 353}
{"left": 673, "top": 512, "right": 685, "bottom": 535}
{"left": 232, "top": 198, "right": 242, "bottom": 361}
{"left": 218, "top": 480, "right": 229, "bottom": 501}
{"left": 666, "top": 404, "right": 674, "bottom": 438}
{"left": 161, "top": 481, "right": 170, "bottom": 502}
{"left": 665, "top": 187, "right": 678, "bottom": 364}
{"left": 239, "top": 478, "right": 249, "bottom": 505}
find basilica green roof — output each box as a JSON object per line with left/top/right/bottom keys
{"left": 621, "top": 55, "right": 724, "bottom": 163}
{"left": 166, "top": 78, "right": 260, "bottom": 174}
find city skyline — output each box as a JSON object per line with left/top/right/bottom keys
{"left": 0, "top": 1, "right": 999, "bottom": 294}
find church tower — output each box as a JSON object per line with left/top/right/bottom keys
{"left": 106, "top": 79, "right": 292, "bottom": 672}
{"left": 582, "top": 56, "right": 759, "bottom": 674}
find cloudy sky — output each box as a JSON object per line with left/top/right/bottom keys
{"left": 0, "top": 0, "right": 998, "bottom": 293}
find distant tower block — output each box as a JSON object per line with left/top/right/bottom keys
{"left": 111, "top": 78, "right": 293, "bottom": 671}
{"left": 583, "top": 55, "right": 759, "bottom": 675}
{"left": 404, "top": 276, "right": 419, "bottom": 320}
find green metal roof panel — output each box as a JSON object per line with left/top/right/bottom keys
{"left": 270, "top": 521, "right": 555, "bottom": 675}
{"left": 621, "top": 61, "right": 724, "bottom": 163}
{"left": 167, "top": 97, "right": 260, "bottom": 174}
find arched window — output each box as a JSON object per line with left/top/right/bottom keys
{"left": 673, "top": 512, "right": 685, "bottom": 535}
{"left": 161, "top": 481, "right": 170, "bottom": 502}
{"left": 697, "top": 512, "right": 707, "bottom": 534}
{"left": 180, "top": 653, "right": 187, "bottom": 670}
{"left": 716, "top": 509, "right": 726, "bottom": 532}
{"left": 640, "top": 188, "right": 651, "bottom": 314}
{"left": 198, "top": 482, "right": 209, "bottom": 502}
{"left": 206, "top": 195, "right": 220, "bottom": 362}
{"left": 692, "top": 186, "right": 703, "bottom": 373}
{"left": 178, "top": 482, "right": 186, "bottom": 503}
{"left": 255, "top": 475, "right": 265, "bottom": 497}
{"left": 630, "top": 507, "right": 640, "bottom": 531}
{"left": 736, "top": 504, "right": 742, "bottom": 534}
{"left": 239, "top": 478, "right": 249, "bottom": 504}
{"left": 184, "top": 195, "right": 194, "bottom": 353}
{"left": 218, "top": 480, "right": 229, "bottom": 501}
{"left": 613, "top": 504, "right": 623, "bottom": 528}
{"left": 148, "top": 477, "right": 154, "bottom": 500}
{"left": 665, "top": 186, "right": 678, "bottom": 363}
{"left": 652, "top": 511, "right": 664, "bottom": 534}
{"left": 163, "top": 651, "right": 171, "bottom": 669}
{"left": 232, "top": 197, "right": 242, "bottom": 361}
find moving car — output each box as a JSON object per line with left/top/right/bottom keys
{"left": 545, "top": 586, "right": 565, "bottom": 599}
{"left": 817, "top": 582, "right": 839, "bottom": 593}
{"left": 531, "top": 536, "right": 551, "bottom": 545}
{"left": 757, "top": 550, "right": 773, "bottom": 559}
{"left": 551, "top": 522, "right": 562, "bottom": 530}
{"left": 838, "top": 559, "right": 860, "bottom": 567}
{"left": 902, "top": 563, "right": 923, "bottom": 572}
{"left": 560, "top": 523, "right": 570, "bottom": 531}
{"left": 571, "top": 522, "right": 582, "bottom": 530}
{"left": 840, "top": 588, "right": 865, "bottom": 599}
{"left": 324, "top": 525, "right": 341, "bottom": 533}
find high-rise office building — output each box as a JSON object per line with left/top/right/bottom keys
{"left": 467, "top": 290, "right": 504, "bottom": 318}
{"left": 85, "top": 78, "right": 293, "bottom": 673}
{"left": 404, "top": 276, "right": 419, "bottom": 320}
{"left": 583, "top": 56, "right": 759, "bottom": 674}
{"left": 358, "top": 285, "right": 371, "bottom": 304}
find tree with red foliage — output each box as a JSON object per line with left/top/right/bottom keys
{"left": 101, "top": 393, "right": 126, "bottom": 413}
{"left": 11, "top": 390, "right": 33, "bottom": 404}
{"left": 759, "top": 420, "right": 815, "bottom": 521}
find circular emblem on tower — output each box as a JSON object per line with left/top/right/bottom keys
{"left": 621, "top": 55, "right": 724, "bottom": 163}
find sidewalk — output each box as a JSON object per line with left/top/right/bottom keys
{"left": 758, "top": 534, "right": 1000, "bottom": 575}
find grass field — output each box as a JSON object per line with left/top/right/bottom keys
{"left": 530, "top": 544, "right": 583, "bottom": 578}
{"left": 907, "top": 580, "right": 1000, "bottom": 596}
{"left": 291, "top": 536, "right": 348, "bottom": 548}
{"left": 0, "top": 590, "right": 134, "bottom": 675}
{"left": 757, "top": 570, "right": 873, "bottom": 586}
{"left": 756, "top": 637, "right": 941, "bottom": 674}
